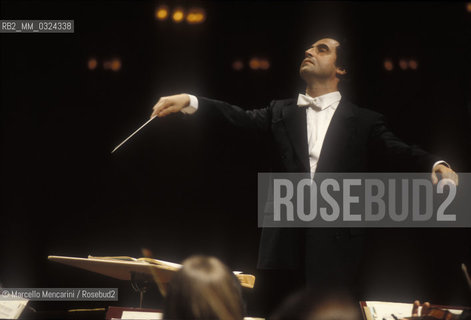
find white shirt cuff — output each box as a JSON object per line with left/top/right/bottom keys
{"left": 432, "top": 160, "right": 450, "bottom": 171}
{"left": 181, "top": 94, "right": 198, "bottom": 115}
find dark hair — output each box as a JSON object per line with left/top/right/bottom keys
{"left": 163, "top": 255, "right": 244, "bottom": 320}
{"left": 334, "top": 38, "right": 350, "bottom": 77}
{"left": 306, "top": 32, "right": 352, "bottom": 80}
{"left": 333, "top": 37, "right": 353, "bottom": 95}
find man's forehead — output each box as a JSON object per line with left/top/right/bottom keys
{"left": 311, "top": 38, "right": 340, "bottom": 48}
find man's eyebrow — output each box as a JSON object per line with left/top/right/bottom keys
{"left": 315, "top": 43, "right": 330, "bottom": 50}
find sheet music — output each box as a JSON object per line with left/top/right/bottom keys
{"left": 121, "top": 311, "right": 163, "bottom": 319}
{"left": 0, "top": 294, "right": 28, "bottom": 319}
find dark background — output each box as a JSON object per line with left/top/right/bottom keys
{"left": 1, "top": 0, "right": 471, "bottom": 315}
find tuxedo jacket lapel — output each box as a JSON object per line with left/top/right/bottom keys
{"left": 276, "top": 98, "right": 356, "bottom": 173}
{"left": 281, "top": 100, "right": 310, "bottom": 172}
{"left": 316, "top": 99, "right": 356, "bottom": 172}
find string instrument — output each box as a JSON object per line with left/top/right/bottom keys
{"left": 403, "top": 307, "right": 469, "bottom": 320}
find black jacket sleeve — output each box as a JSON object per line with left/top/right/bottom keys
{"left": 368, "top": 114, "right": 440, "bottom": 172}
{"left": 195, "top": 96, "right": 272, "bottom": 134}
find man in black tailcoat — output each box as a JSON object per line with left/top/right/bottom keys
{"left": 150, "top": 37, "right": 458, "bottom": 309}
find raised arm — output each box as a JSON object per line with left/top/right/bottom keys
{"left": 369, "top": 115, "right": 458, "bottom": 184}
{"left": 151, "top": 94, "right": 271, "bottom": 133}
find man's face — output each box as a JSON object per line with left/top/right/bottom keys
{"left": 299, "top": 38, "right": 344, "bottom": 81}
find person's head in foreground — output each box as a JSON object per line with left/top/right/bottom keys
{"left": 163, "top": 255, "right": 244, "bottom": 320}
{"left": 271, "top": 289, "right": 361, "bottom": 320}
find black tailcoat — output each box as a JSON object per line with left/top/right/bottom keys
{"left": 196, "top": 96, "right": 439, "bottom": 285}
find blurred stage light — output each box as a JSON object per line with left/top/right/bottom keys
{"left": 232, "top": 60, "right": 244, "bottom": 71}
{"left": 467, "top": 2, "right": 471, "bottom": 12}
{"left": 87, "top": 58, "right": 98, "bottom": 70}
{"left": 186, "top": 7, "right": 206, "bottom": 24}
{"left": 103, "top": 58, "right": 122, "bottom": 72}
{"left": 249, "top": 57, "right": 270, "bottom": 70}
{"left": 408, "top": 59, "right": 418, "bottom": 70}
{"left": 249, "top": 58, "right": 261, "bottom": 70}
{"left": 383, "top": 59, "right": 393, "bottom": 71}
{"left": 172, "top": 7, "right": 185, "bottom": 23}
{"left": 110, "top": 58, "right": 122, "bottom": 71}
{"left": 155, "top": 5, "right": 169, "bottom": 20}
{"left": 259, "top": 58, "right": 270, "bottom": 70}
{"left": 399, "top": 59, "right": 408, "bottom": 70}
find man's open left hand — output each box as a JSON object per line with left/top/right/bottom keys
{"left": 431, "top": 164, "right": 459, "bottom": 185}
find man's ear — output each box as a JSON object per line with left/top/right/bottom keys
{"left": 336, "top": 67, "right": 347, "bottom": 76}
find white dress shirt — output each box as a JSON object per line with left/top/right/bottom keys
{"left": 297, "top": 91, "right": 342, "bottom": 174}
{"left": 183, "top": 93, "right": 448, "bottom": 173}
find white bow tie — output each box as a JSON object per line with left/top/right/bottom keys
{"left": 297, "top": 94, "right": 322, "bottom": 109}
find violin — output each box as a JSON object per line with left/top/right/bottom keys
{"left": 421, "top": 308, "right": 460, "bottom": 320}
{"left": 403, "top": 307, "right": 469, "bottom": 320}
